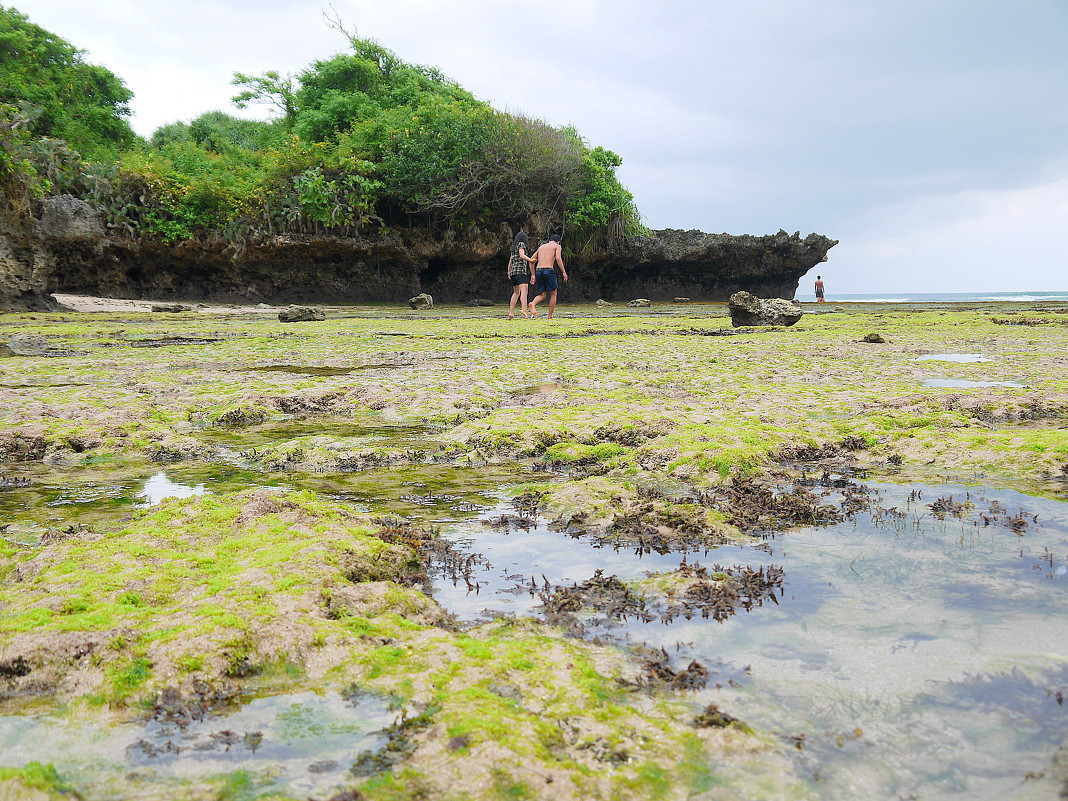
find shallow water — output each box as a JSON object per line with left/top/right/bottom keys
{"left": 429, "top": 480, "right": 1068, "bottom": 800}
{"left": 923, "top": 378, "right": 1029, "bottom": 388}
{"left": 0, "top": 691, "right": 392, "bottom": 797}
{"left": 914, "top": 354, "right": 991, "bottom": 363}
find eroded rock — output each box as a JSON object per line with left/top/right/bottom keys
{"left": 408, "top": 293, "right": 433, "bottom": 310}
{"left": 627, "top": 298, "right": 651, "bottom": 308}
{"left": 465, "top": 298, "right": 494, "bottom": 307}
{"left": 278, "top": 305, "right": 326, "bottom": 322}
{"left": 151, "top": 303, "right": 192, "bottom": 313}
{"left": 727, "top": 291, "right": 803, "bottom": 327}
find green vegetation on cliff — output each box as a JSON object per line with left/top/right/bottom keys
{"left": 0, "top": 7, "right": 642, "bottom": 253}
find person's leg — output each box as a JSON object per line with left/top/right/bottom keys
{"left": 508, "top": 285, "right": 520, "bottom": 317}
{"left": 519, "top": 283, "right": 530, "bottom": 318}
{"left": 530, "top": 291, "right": 545, "bottom": 317}
{"left": 547, "top": 290, "right": 558, "bottom": 318}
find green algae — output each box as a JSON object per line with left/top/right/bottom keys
{"left": 2, "top": 301, "right": 1067, "bottom": 799}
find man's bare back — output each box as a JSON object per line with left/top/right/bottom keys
{"left": 534, "top": 241, "right": 566, "bottom": 277}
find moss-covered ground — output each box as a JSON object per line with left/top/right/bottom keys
{"left": 1, "top": 299, "right": 1066, "bottom": 799}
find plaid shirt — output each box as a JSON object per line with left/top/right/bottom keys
{"left": 509, "top": 244, "right": 530, "bottom": 277}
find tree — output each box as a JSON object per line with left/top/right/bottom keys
{"left": 0, "top": 6, "right": 136, "bottom": 156}
{"left": 231, "top": 70, "right": 298, "bottom": 130}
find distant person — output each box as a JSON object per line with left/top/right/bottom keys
{"left": 528, "top": 235, "right": 568, "bottom": 318}
{"left": 815, "top": 275, "right": 825, "bottom": 303}
{"left": 507, "top": 231, "right": 536, "bottom": 318}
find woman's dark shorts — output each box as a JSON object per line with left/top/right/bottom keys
{"left": 535, "top": 269, "right": 559, "bottom": 294}
{"left": 510, "top": 274, "right": 531, "bottom": 287}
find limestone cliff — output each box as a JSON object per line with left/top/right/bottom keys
{"left": 1, "top": 196, "right": 836, "bottom": 309}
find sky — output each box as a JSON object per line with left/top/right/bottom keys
{"left": 13, "top": 0, "right": 1068, "bottom": 294}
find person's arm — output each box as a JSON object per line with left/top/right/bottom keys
{"left": 556, "top": 245, "right": 568, "bottom": 281}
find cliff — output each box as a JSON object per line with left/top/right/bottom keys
{"left": 1, "top": 196, "right": 836, "bottom": 310}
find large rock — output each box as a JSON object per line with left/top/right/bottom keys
{"left": 727, "top": 291, "right": 803, "bottom": 327}
{"left": 465, "top": 298, "right": 494, "bottom": 307}
{"left": 408, "top": 293, "right": 433, "bottom": 310}
{"left": 626, "top": 298, "right": 651, "bottom": 308}
{"left": 34, "top": 195, "right": 104, "bottom": 242}
{"left": 278, "top": 305, "right": 326, "bottom": 322}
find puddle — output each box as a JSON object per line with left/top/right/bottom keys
{"left": 923, "top": 378, "right": 1028, "bottom": 388}
{"left": 137, "top": 472, "right": 207, "bottom": 506}
{"left": 512, "top": 381, "right": 563, "bottom": 396}
{"left": 914, "top": 354, "right": 991, "bottom": 363}
{"left": 250, "top": 365, "right": 355, "bottom": 376}
{"left": 115, "top": 337, "right": 222, "bottom": 348}
{"left": 0, "top": 691, "right": 392, "bottom": 798}
{"left": 197, "top": 415, "right": 435, "bottom": 451}
{"left": 430, "top": 480, "right": 1068, "bottom": 800}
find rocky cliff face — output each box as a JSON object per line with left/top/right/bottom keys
{"left": 1, "top": 196, "right": 836, "bottom": 309}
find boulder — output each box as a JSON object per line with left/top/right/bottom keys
{"left": 278, "top": 305, "right": 326, "bottom": 323}
{"left": 862, "top": 333, "right": 886, "bottom": 343}
{"left": 727, "top": 291, "right": 803, "bottom": 327}
{"left": 595, "top": 299, "right": 613, "bottom": 307}
{"left": 465, "top": 298, "right": 495, "bottom": 307}
{"left": 34, "top": 195, "right": 104, "bottom": 242}
{"left": 151, "top": 303, "right": 192, "bottom": 313}
{"left": 408, "top": 293, "right": 434, "bottom": 310}
{"left": 627, "top": 298, "right": 651, "bottom": 308}
{"left": 673, "top": 297, "right": 691, "bottom": 303}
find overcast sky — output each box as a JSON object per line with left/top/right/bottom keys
{"left": 14, "top": 0, "right": 1068, "bottom": 294}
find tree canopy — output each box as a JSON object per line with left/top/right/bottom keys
{"left": 2, "top": 8, "right": 642, "bottom": 255}
{"left": 0, "top": 6, "right": 136, "bottom": 157}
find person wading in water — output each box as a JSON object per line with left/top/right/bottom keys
{"left": 507, "top": 231, "right": 536, "bottom": 318}
{"left": 528, "top": 235, "right": 568, "bottom": 319}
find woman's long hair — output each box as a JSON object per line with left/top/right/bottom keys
{"left": 512, "top": 231, "right": 530, "bottom": 251}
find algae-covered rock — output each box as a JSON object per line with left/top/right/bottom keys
{"left": 150, "top": 303, "right": 192, "bottom": 313}
{"left": 408, "top": 293, "right": 434, "bottom": 310}
{"left": 727, "top": 291, "right": 803, "bottom": 326}
{"left": 465, "top": 298, "right": 494, "bottom": 307}
{"left": 595, "top": 298, "right": 613, "bottom": 307}
{"left": 862, "top": 332, "right": 887, "bottom": 343}
{"left": 1, "top": 334, "right": 54, "bottom": 356}
{"left": 627, "top": 298, "right": 651, "bottom": 308}
{"left": 278, "top": 304, "right": 326, "bottom": 322}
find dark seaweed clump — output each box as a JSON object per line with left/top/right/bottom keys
{"left": 350, "top": 703, "right": 439, "bottom": 777}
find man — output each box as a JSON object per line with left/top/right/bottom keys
{"left": 528, "top": 235, "right": 568, "bottom": 318}
{"left": 814, "top": 275, "right": 825, "bottom": 303}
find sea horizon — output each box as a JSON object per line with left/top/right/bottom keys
{"left": 811, "top": 290, "right": 1068, "bottom": 303}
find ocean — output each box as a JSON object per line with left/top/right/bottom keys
{"left": 812, "top": 290, "right": 1068, "bottom": 303}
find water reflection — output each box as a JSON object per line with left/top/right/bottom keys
{"left": 914, "top": 354, "right": 991, "bottom": 363}
{"left": 430, "top": 480, "right": 1068, "bottom": 800}
{"left": 138, "top": 472, "right": 207, "bottom": 505}
{"left": 923, "top": 378, "right": 1028, "bottom": 388}
{"left": 0, "top": 691, "right": 391, "bottom": 798}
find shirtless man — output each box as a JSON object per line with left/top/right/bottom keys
{"left": 814, "top": 275, "right": 825, "bottom": 303}
{"left": 528, "top": 235, "right": 568, "bottom": 318}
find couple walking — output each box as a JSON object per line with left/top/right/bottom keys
{"left": 507, "top": 231, "right": 568, "bottom": 319}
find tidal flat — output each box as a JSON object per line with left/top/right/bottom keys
{"left": 1, "top": 300, "right": 1066, "bottom": 800}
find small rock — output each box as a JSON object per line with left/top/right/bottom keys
{"left": 673, "top": 297, "right": 691, "bottom": 303}
{"left": 627, "top": 298, "right": 651, "bottom": 308}
{"left": 465, "top": 298, "right": 495, "bottom": 307}
{"left": 151, "top": 303, "right": 192, "bottom": 313}
{"left": 408, "top": 293, "right": 434, "bottom": 310}
{"left": 256, "top": 303, "right": 272, "bottom": 309}
{"left": 595, "top": 299, "right": 613, "bottom": 307}
{"left": 862, "top": 333, "right": 886, "bottom": 343}
{"left": 727, "top": 291, "right": 803, "bottom": 327}
{"left": 278, "top": 305, "right": 326, "bottom": 323}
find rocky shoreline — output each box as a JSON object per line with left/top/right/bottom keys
{"left": 1, "top": 195, "right": 836, "bottom": 311}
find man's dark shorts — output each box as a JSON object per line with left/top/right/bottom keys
{"left": 535, "top": 269, "right": 558, "bottom": 294}
{"left": 510, "top": 274, "right": 531, "bottom": 287}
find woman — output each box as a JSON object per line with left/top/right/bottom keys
{"left": 507, "top": 231, "right": 536, "bottom": 318}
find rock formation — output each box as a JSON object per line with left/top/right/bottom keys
{"left": 1, "top": 196, "right": 837, "bottom": 310}
{"left": 727, "top": 291, "right": 803, "bottom": 327}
